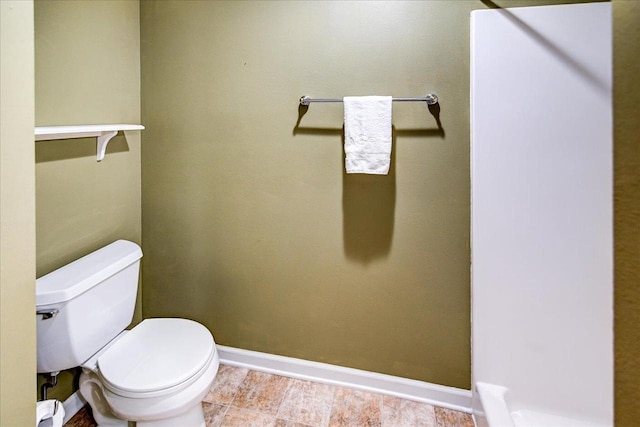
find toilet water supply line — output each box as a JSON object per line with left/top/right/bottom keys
{"left": 40, "top": 371, "right": 59, "bottom": 401}
{"left": 36, "top": 310, "right": 64, "bottom": 425}
{"left": 38, "top": 373, "right": 64, "bottom": 427}
{"left": 37, "top": 308, "right": 61, "bottom": 401}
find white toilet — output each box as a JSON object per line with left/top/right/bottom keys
{"left": 36, "top": 240, "right": 220, "bottom": 427}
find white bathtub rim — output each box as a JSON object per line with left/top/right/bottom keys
{"left": 475, "top": 382, "right": 515, "bottom": 427}
{"left": 475, "top": 381, "right": 612, "bottom": 427}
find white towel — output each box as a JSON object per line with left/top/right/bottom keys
{"left": 343, "top": 96, "right": 392, "bottom": 175}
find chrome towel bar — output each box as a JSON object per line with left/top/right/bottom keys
{"left": 299, "top": 93, "right": 438, "bottom": 106}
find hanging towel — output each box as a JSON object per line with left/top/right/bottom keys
{"left": 343, "top": 96, "right": 392, "bottom": 175}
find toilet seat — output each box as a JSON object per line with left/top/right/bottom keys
{"left": 97, "top": 318, "right": 215, "bottom": 398}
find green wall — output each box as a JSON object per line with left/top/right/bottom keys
{"left": 0, "top": 1, "right": 36, "bottom": 425}
{"left": 34, "top": 0, "right": 141, "bottom": 402}
{"left": 142, "top": 0, "right": 590, "bottom": 389}
{"left": 35, "top": 0, "right": 142, "bottom": 277}
{"left": 141, "top": 0, "right": 472, "bottom": 388}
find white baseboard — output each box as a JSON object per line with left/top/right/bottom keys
{"left": 62, "top": 391, "right": 86, "bottom": 424}
{"left": 217, "top": 345, "right": 472, "bottom": 413}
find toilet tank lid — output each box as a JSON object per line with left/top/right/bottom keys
{"left": 36, "top": 240, "right": 142, "bottom": 306}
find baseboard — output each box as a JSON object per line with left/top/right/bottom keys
{"left": 62, "top": 391, "right": 86, "bottom": 424}
{"left": 217, "top": 345, "right": 472, "bottom": 413}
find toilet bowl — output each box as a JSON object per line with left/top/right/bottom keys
{"left": 36, "top": 240, "right": 220, "bottom": 427}
{"left": 79, "top": 318, "right": 219, "bottom": 427}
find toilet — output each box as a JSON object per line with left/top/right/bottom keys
{"left": 36, "top": 240, "right": 220, "bottom": 427}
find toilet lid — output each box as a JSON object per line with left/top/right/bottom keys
{"left": 97, "top": 318, "right": 214, "bottom": 394}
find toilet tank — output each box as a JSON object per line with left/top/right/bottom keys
{"left": 36, "top": 240, "right": 143, "bottom": 373}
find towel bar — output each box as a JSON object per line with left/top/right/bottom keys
{"left": 299, "top": 93, "right": 438, "bottom": 106}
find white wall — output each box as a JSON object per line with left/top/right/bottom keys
{"left": 471, "top": 2, "right": 612, "bottom": 424}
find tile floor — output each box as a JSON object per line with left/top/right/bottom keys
{"left": 65, "top": 364, "right": 475, "bottom": 427}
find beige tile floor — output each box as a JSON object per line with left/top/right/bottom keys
{"left": 65, "top": 364, "right": 475, "bottom": 427}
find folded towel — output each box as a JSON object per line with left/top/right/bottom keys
{"left": 343, "top": 96, "right": 392, "bottom": 175}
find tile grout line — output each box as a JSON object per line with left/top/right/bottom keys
{"left": 226, "top": 405, "right": 278, "bottom": 423}
{"left": 224, "top": 367, "right": 249, "bottom": 413}
{"left": 217, "top": 403, "right": 231, "bottom": 426}
{"left": 272, "top": 374, "right": 293, "bottom": 419}
{"left": 274, "top": 376, "right": 296, "bottom": 423}
{"left": 326, "top": 383, "right": 341, "bottom": 427}
{"left": 208, "top": 365, "right": 249, "bottom": 425}
{"left": 278, "top": 378, "right": 335, "bottom": 427}
{"left": 322, "top": 382, "right": 338, "bottom": 427}
{"left": 224, "top": 369, "right": 292, "bottom": 422}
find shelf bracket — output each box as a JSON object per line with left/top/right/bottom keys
{"left": 35, "top": 124, "right": 144, "bottom": 162}
{"left": 96, "top": 130, "right": 119, "bottom": 162}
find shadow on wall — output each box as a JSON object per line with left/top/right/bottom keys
{"left": 35, "top": 134, "right": 129, "bottom": 163}
{"left": 342, "top": 130, "right": 396, "bottom": 264}
{"left": 293, "top": 103, "right": 445, "bottom": 264}
{"left": 481, "top": 0, "right": 610, "bottom": 95}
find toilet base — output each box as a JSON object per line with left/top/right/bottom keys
{"left": 79, "top": 371, "right": 128, "bottom": 427}
{"left": 80, "top": 370, "right": 210, "bottom": 427}
{"left": 136, "top": 404, "right": 205, "bottom": 427}
{"left": 78, "top": 349, "right": 219, "bottom": 427}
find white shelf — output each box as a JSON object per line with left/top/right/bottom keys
{"left": 35, "top": 124, "right": 145, "bottom": 161}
